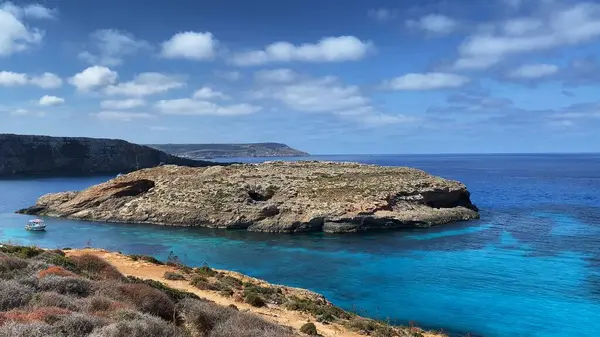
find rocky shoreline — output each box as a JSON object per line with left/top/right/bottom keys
{"left": 18, "top": 161, "right": 479, "bottom": 233}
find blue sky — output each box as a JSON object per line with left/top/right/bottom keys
{"left": 1, "top": 0, "right": 600, "bottom": 154}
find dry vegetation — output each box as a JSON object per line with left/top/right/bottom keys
{"left": 0, "top": 245, "right": 297, "bottom": 337}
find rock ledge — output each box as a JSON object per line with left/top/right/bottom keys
{"left": 18, "top": 161, "right": 479, "bottom": 233}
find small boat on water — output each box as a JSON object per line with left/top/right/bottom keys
{"left": 25, "top": 219, "right": 46, "bottom": 231}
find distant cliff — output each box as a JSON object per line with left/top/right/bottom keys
{"left": 149, "top": 143, "right": 309, "bottom": 159}
{"left": 0, "top": 134, "right": 217, "bottom": 177}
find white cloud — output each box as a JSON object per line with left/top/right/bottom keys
{"left": 507, "top": 63, "right": 558, "bottom": 79}
{"left": 368, "top": 8, "right": 397, "bottom": 22}
{"left": 253, "top": 74, "right": 412, "bottom": 126}
{"left": 79, "top": 29, "right": 150, "bottom": 66}
{"left": 30, "top": 72, "right": 62, "bottom": 89}
{"left": 160, "top": 31, "right": 217, "bottom": 61}
{"left": 38, "top": 95, "right": 64, "bottom": 106}
{"left": 0, "top": 71, "right": 27, "bottom": 86}
{"left": 192, "top": 87, "right": 228, "bottom": 100}
{"left": 104, "top": 72, "right": 184, "bottom": 97}
{"left": 406, "top": 14, "right": 458, "bottom": 35}
{"left": 156, "top": 99, "right": 261, "bottom": 116}
{"left": 383, "top": 73, "right": 470, "bottom": 90}
{"left": 254, "top": 68, "right": 297, "bottom": 83}
{"left": 69, "top": 66, "right": 118, "bottom": 91}
{"left": 92, "top": 111, "right": 154, "bottom": 122}
{"left": 230, "top": 36, "right": 374, "bottom": 66}
{"left": 454, "top": 2, "right": 600, "bottom": 70}
{"left": 10, "top": 108, "right": 44, "bottom": 117}
{"left": 149, "top": 126, "right": 189, "bottom": 131}
{"left": 1, "top": 2, "right": 56, "bottom": 19}
{"left": 0, "top": 7, "right": 43, "bottom": 56}
{"left": 215, "top": 70, "right": 242, "bottom": 81}
{"left": 100, "top": 99, "right": 146, "bottom": 109}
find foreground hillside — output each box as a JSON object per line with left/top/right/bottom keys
{"left": 19, "top": 161, "right": 479, "bottom": 233}
{"left": 0, "top": 245, "right": 444, "bottom": 337}
{"left": 149, "top": 143, "right": 309, "bottom": 159}
{"left": 0, "top": 134, "right": 217, "bottom": 177}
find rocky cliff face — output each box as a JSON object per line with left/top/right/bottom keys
{"left": 149, "top": 142, "right": 309, "bottom": 159}
{"left": 0, "top": 134, "right": 216, "bottom": 177}
{"left": 18, "top": 161, "right": 479, "bottom": 233}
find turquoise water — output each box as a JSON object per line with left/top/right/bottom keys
{"left": 1, "top": 154, "right": 600, "bottom": 336}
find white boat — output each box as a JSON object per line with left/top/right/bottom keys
{"left": 25, "top": 219, "right": 46, "bottom": 231}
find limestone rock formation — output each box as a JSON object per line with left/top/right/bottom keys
{"left": 0, "top": 134, "right": 217, "bottom": 176}
{"left": 18, "top": 161, "right": 479, "bottom": 233}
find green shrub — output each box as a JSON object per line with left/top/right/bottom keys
{"left": 0, "top": 280, "right": 33, "bottom": 310}
{"left": 244, "top": 293, "right": 265, "bottom": 307}
{"left": 163, "top": 272, "right": 185, "bottom": 281}
{"left": 190, "top": 276, "right": 217, "bottom": 291}
{"left": 285, "top": 296, "right": 350, "bottom": 321}
{"left": 195, "top": 266, "right": 217, "bottom": 277}
{"left": 218, "top": 275, "right": 243, "bottom": 289}
{"left": 0, "top": 245, "right": 44, "bottom": 259}
{"left": 128, "top": 255, "right": 164, "bottom": 265}
{"left": 300, "top": 322, "right": 318, "bottom": 335}
{"left": 47, "top": 255, "right": 79, "bottom": 272}
{"left": 38, "top": 276, "right": 92, "bottom": 297}
{"left": 126, "top": 276, "right": 199, "bottom": 302}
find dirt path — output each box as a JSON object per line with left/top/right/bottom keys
{"left": 66, "top": 249, "right": 365, "bottom": 337}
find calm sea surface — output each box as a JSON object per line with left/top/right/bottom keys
{"left": 1, "top": 154, "right": 599, "bottom": 336}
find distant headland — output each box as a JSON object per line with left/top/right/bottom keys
{"left": 149, "top": 142, "right": 309, "bottom": 159}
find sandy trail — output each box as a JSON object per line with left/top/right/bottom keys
{"left": 66, "top": 249, "right": 365, "bottom": 337}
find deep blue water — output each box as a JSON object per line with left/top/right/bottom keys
{"left": 1, "top": 154, "right": 600, "bottom": 337}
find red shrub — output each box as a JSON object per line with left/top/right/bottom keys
{"left": 0, "top": 307, "right": 70, "bottom": 324}
{"left": 38, "top": 266, "right": 77, "bottom": 278}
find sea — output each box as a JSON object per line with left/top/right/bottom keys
{"left": 1, "top": 154, "right": 599, "bottom": 337}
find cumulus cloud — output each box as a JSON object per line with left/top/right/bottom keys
{"left": 192, "top": 87, "right": 229, "bottom": 100}
{"left": 1, "top": 2, "right": 56, "bottom": 19}
{"left": 507, "top": 63, "right": 558, "bottom": 79}
{"left": 160, "top": 31, "right": 218, "bottom": 61}
{"left": 156, "top": 99, "right": 261, "bottom": 116}
{"left": 383, "top": 73, "right": 470, "bottom": 90}
{"left": 0, "top": 71, "right": 28, "bottom": 86}
{"left": 368, "top": 8, "right": 397, "bottom": 22}
{"left": 69, "top": 66, "right": 118, "bottom": 91}
{"left": 230, "top": 36, "right": 374, "bottom": 66}
{"left": 104, "top": 72, "right": 185, "bottom": 97}
{"left": 79, "top": 29, "right": 150, "bottom": 66}
{"left": 38, "top": 95, "right": 64, "bottom": 106}
{"left": 0, "top": 6, "right": 44, "bottom": 56}
{"left": 0, "top": 71, "right": 62, "bottom": 88}
{"left": 454, "top": 2, "right": 600, "bottom": 70}
{"left": 100, "top": 99, "right": 146, "bottom": 109}
{"left": 254, "top": 68, "right": 298, "bottom": 83}
{"left": 30, "top": 72, "right": 62, "bottom": 89}
{"left": 252, "top": 74, "right": 414, "bottom": 126}
{"left": 91, "top": 111, "right": 154, "bottom": 122}
{"left": 406, "top": 14, "right": 458, "bottom": 35}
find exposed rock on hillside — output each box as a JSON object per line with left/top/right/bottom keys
{"left": 0, "top": 134, "right": 217, "bottom": 177}
{"left": 18, "top": 161, "right": 479, "bottom": 233}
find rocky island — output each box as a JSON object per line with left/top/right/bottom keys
{"left": 0, "top": 134, "right": 216, "bottom": 177}
{"left": 19, "top": 161, "right": 479, "bottom": 233}
{"left": 149, "top": 142, "right": 309, "bottom": 159}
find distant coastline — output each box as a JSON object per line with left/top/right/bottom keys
{"left": 148, "top": 142, "right": 309, "bottom": 159}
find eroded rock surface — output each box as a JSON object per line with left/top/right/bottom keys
{"left": 18, "top": 161, "right": 479, "bottom": 233}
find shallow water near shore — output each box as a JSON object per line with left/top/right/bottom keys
{"left": 1, "top": 154, "right": 600, "bottom": 337}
